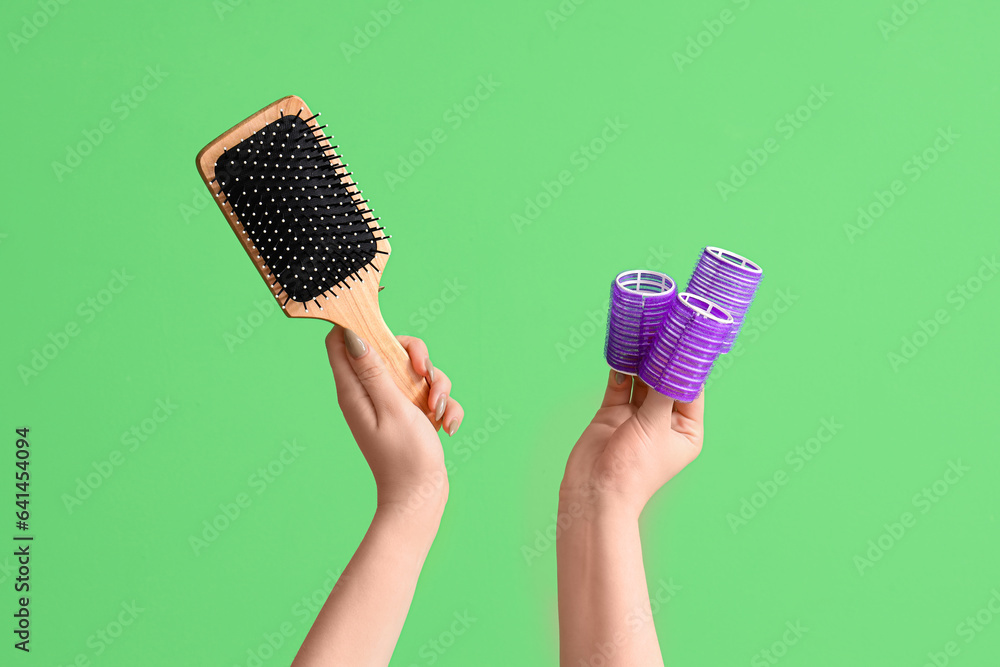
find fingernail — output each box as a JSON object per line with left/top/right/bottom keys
{"left": 615, "top": 372, "right": 626, "bottom": 385}
{"left": 427, "top": 359, "right": 435, "bottom": 383}
{"left": 343, "top": 329, "right": 367, "bottom": 358}
{"left": 435, "top": 395, "right": 447, "bottom": 421}
{"left": 447, "top": 419, "right": 459, "bottom": 436}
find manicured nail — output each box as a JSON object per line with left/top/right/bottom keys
{"left": 426, "top": 359, "right": 435, "bottom": 383}
{"left": 447, "top": 419, "right": 459, "bottom": 436}
{"left": 615, "top": 372, "right": 626, "bottom": 385}
{"left": 435, "top": 395, "right": 447, "bottom": 421}
{"left": 343, "top": 329, "right": 367, "bottom": 358}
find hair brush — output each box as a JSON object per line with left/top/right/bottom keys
{"left": 195, "top": 95, "right": 438, "bottom": 426}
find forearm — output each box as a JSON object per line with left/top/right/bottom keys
{"left": 557, "top": 495, "right": 663, "bottom": 667}
{"left": 292, "top": 504, "right": 442, "bottom": 667}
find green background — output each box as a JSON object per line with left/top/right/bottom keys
{"left": 3, "top": 0, "right": 999, "bottom": 664}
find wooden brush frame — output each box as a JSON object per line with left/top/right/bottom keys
{"left": 196, "top": 95, "right": 437, "bottom": 427}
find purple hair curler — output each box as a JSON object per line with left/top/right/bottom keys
{"left": 604, "top": 270, "right": 677, "bottom": 375}
{"left": 638, "top": 292, "right": 733, "bottom": 402}
{"left": 685, "top": 246, "right": 763, "bottom": 352}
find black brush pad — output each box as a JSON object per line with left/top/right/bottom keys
{"left": 214, "top": 114, "right": 379, "bottom": 302}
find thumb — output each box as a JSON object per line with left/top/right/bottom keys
{"left": 342, "top": 328, "right": 399, "bottom": 412}
{"left": 635, "top": 389, "right": 676, "bottom": 439}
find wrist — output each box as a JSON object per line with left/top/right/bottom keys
{"left": 556, "top": 490, "right": 641, "bottom": 561}
{"left": 559, "top": 477, "right": 643, "bottom": 524}
{"left": 372, "top": 495, "right": 444, "bottom": 543}
{"left": 375, "top": 470, "right": 448, "bottom": 527}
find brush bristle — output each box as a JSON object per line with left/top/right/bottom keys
{"left": 213, "top": 111, "right": 386, "bottom": 303}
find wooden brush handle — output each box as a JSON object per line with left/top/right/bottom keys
{"left": 195, "top": 95, "right": 441, "bottom": 427}
{"left": 347, "top": 310, "right": 439, "bottom": 429}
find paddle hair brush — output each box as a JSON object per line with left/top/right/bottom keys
{"left": 195, "top": 95, "right": 437, "bottom": 426}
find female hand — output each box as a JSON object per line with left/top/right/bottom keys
{"left": 325, "top": 326, "right": 464, "bottom": 515}
{"left": 292, "top": 328, "right": 464, "bottom": 667}
{"left": 556, "top": 370, "right": 703, "bottom": 667}
{"left": 561, "top": 370, "right": 705, "bottom": 519}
